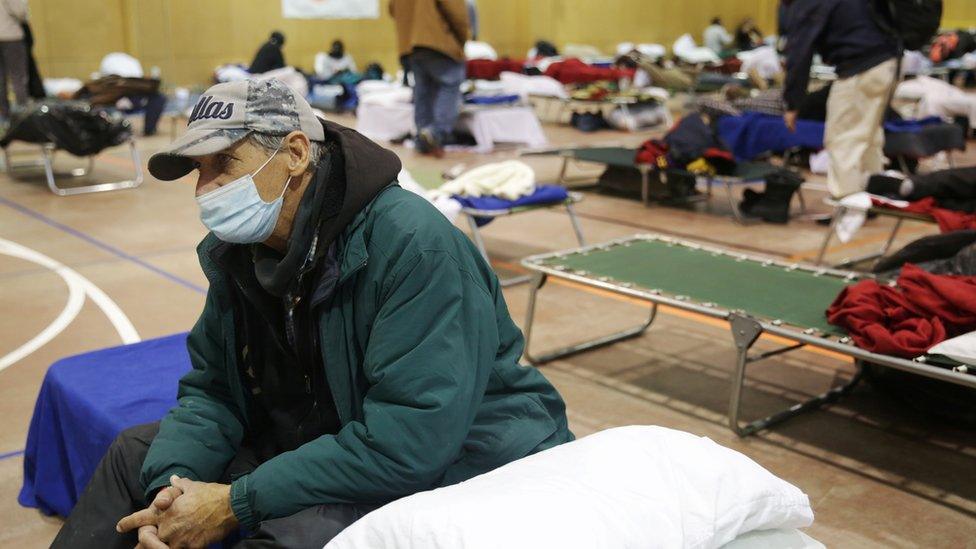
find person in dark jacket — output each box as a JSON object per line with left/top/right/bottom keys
{"left": 51, "top": 79, "right": 572, "bottom": 549}
{"left": 248, "top": 31, "right": 286, "bottom": 74}
{"left": 782, "top": 0, "right": 899, "bottom": 197}
{"left": 734, "top": 17, "right": 764, "bottom": 51}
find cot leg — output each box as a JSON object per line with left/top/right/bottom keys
{"left": 639, "top": 165, "right": 651, "bottom": 206}
{"left": 523, "top": 278, "right": 658, "bottom": 365}
{"left": 815, "top": 207, "right": 845, "bottom": 265}
{"left": 725, "top": 179, "right": 749, "bottom": 224}
{"left": 557, "top": 154, "right": 571, "bottom": 186}
{"left": 565, "top": 202, "right": 586, "bottom": 246}
{"left": 42, "top": 140, "right": 144, "bottom": 197}
{"left": 833, "top": 217, "right": 904, "bottom": 269}
{"left": 727, "top": 314, "right": 864, "bottom": 437}
{"left": 466, "top": 212, "right": 531, "bottom": 287}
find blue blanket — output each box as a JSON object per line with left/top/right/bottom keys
{"left": 465, "top": 94, "right": 521, "bottom": 105}
{"left": 19, "top": 334, "right": 190, "bottom": 517}
{"left": 454, "top": 185, "right": 569, "bottom": 226}
{"left": 717, "top": 112, "right": 825, "bottom": 161}
{"left": 719, "top": 113, "right": 957, "bottom": 162}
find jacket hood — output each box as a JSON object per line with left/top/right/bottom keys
{"left": 252, "top": 118, "right": 401, "bottom": 296}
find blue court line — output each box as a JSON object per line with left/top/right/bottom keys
{"left": 0, "top": 449, "right": 25, "bottom": 461}
{"left": 0, "top": 196, "right": 207, "bottom": 294}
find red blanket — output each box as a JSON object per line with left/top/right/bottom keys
{"left": 466, "top": 59, "right": 526, "bottom": 80}
{"left": 826, "top": 264, "right": 976, "bottom": 357}
{"left": 876, "top": 196, "right": 976, "bottom": 233}
{"left": 543, "top": 58, "right": 634, "bottom": 85}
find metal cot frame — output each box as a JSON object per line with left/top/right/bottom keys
{"left": 2, "top": 140, "right": 144, "bottom": 197}
{"left": 520, "top": 234, "right": 976, "bottom": 437}
{"left": 543, "top": 147, "right": 805, "bottom": 222}
{"left": 462, "top": 191, "right": 586, "bottom": 287}
{"left": 815, "top": 202, "right": 938, "bottom": 268}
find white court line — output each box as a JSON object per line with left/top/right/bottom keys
{"left": 0, "top": 237, "right": 140, "bottom": 373}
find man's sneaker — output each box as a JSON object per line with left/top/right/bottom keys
{"left": 417, "top": 128, "right": 444, "bottom": 158}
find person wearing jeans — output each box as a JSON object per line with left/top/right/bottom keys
{"left": 390, "top": 0, "right": 470, "bottom": 156}
{"left": 410, "top": 47, "right": 465, "bottom": 152}
{"left": 0, "top": 0, "right": 29, "bottom": 118}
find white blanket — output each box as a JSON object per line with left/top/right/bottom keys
{"left": 673, "top": 34, "right": 720, "bottom": 65}
{"left": 896, "top": 75, "right": 976, "bottom": 127}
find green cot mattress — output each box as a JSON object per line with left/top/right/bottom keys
{"left": 537, "top": 238, "right": 853, "bottom": 334}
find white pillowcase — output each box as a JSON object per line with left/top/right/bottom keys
{"left": 325, "top": 426, "right": 814, "bottom": 549}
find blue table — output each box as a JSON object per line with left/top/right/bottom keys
{"left": 19, "top": 333, "right": 190, "bottom": 517}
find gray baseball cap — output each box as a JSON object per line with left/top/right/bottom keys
{"left": 148, "top": 78, "right": 325, "bottom": 181}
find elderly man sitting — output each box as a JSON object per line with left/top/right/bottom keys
{"left": 52, "top": 78, "right": 572, "bottom": 549}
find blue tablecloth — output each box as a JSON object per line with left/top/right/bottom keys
{"left": 455, "top": 185, "right": 569, "bottom": 226}
{"left": 19, "top": 333, "right": 191, "bottom": 517}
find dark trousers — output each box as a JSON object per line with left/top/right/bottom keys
{"left": 0, "top": 39, "right": 28, "bottom": 118}
{"left": 51, "top": 422, "right": 379, "bottom": 549}
{"left": 409, "top": 48, "right": 465, "bottom": 143}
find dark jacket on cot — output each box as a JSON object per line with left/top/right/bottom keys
{"left": 782, "top": 0, "right": 898, "bottom": 109}
{"left": 249, "top": 42, "right": 285, "bottom": 74}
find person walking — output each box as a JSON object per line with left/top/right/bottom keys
{"left": 390, "top": 0, "right": 470, "bottom": 157}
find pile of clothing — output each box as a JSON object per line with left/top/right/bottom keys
{"left": 895, "top": 75, "right": 976, "bottom": 130}
{"left": 929, "top": 30, "right": 976, "bottom": 64}
{"left": 868, "top": 167, "right": 976, "bottom": 232}
{"left": 827, "top": 264, "right": 976, "bottom": 358}
{"left": 427, "top": 161, "right": 568, "bottom": 226}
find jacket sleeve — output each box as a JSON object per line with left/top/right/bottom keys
{"left": 436, "top": 0, "right": 470, "bottom": 46}
{"left": 140, "top": 289, "right": 246, "bottom": 499}
{"left": 783, "top": 2, "right": 830, "bottom": 111}
{"left": 228, "top": 250, "right": 494, "bottom": 528}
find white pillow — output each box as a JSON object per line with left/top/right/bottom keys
{"left": 326, "top": 426, "right": 814, "bottom": 549}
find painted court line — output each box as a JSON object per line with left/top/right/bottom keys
{"left": 0, "top": 449, "right": 24, "bottom": 461}
{"left": 0, "top": 196, "right": 206, "bottom": 295}
{"left": 0, "top": 237, "right": 141, "bottom": 372}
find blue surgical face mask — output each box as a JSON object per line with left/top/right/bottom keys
{"left": 196, "top": 144, "right": 290, "bottom": 244}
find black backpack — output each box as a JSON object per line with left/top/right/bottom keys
{"left": 871, "top": 0, "right": 943, "bottom": 51}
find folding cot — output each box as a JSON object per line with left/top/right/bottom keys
{"left": 0, "top": 102, "right": 144, "bottom": 196}
{"left": 528, "top": 146, "right": 796, "bottom": 222}
{"left": 520, "top": 234, "right": 976, "bottom": 436}
{"left": 459, "top": 189, "right": 586, "bottom": 286}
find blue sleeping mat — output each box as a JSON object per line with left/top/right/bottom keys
{"left": 19, "top": 334, "right": 190, "bottom": 517}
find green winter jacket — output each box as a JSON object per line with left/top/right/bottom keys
{"left": 139, "top": 185, "right": 573, "bottom": 528}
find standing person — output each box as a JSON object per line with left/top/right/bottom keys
{"left": 0, "top": 0, "right": 29, "bottom": 118}
{"left": 390, "top": 0, "right": 470, "bottom": 157}
{"left": 782, "top": 0, "right": 899, "bottom": 198}
{"left": 249, "top": 31, "right": 286, "bottom": 74}
{"left": 703, "top": 17, "right": 733, "bottom": 55}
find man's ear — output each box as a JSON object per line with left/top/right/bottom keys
{"left": 284, "top": 130, "right": 311, "bottom": 177}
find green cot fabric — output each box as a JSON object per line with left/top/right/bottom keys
{"left": 570, "top": 147, "right": 639, "bottom": 167}
{"left": 732, "top": 162, "right": 780, "bottom": 181}
{"left": 542, "top": 239, "right": 850, "bottom": 334}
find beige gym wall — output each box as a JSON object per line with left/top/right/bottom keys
{"left": 26, "top": 0, "right": 976, "bottom": 89}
